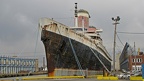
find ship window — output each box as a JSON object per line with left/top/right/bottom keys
{"left": 84, "top": 28, "right": 87, "bottom": 31}
{"left": 76, "top": 28, "right": 82, "bottom": 31}
{"left": 91, "top": 36, "right": 96, "bottom": 39}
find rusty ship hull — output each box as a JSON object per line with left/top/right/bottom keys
{"left": 39, "top": 18, "right": 112, "bottom": 76}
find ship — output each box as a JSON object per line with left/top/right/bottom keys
{"left": 39, "top": 3, "right": 112, "bottom": 76}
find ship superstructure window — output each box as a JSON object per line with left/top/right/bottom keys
{"left": 91, "top": 36, "right": 96, "bottom": 39}
{"left": 70, "top": 27, "right": 87, "bottom": 32}
{"left": 76, "top": 28, "right": 82, "bottom": 31}
{"left": 71, "top": 28, "right": 81, "bottom": 31}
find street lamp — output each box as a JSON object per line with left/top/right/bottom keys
{"left": 112, "top": 16, "right": 120, "bottom": 74}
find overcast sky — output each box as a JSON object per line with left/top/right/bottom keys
{"left": 0, "top": 0, "right": 144, "bottom": 66}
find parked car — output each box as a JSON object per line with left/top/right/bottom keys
{"left": 123, "top": 73, "right": 130, "bottom": 79}
{"left": 117, "top": 73, "right": 124, "bottom": 79}
{"left": 117, "top": 73, "right": 130, "bottom": 79}
{"left": 131, "top": 71, "right": 142, "bottom": 76}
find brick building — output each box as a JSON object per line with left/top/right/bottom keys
{"left": 128, "top": 52, "right": 144, "bottom": 71}
{"left": 120, "top": 42, "right": 144, "bottom": 71}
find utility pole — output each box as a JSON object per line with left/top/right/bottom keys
{"left": 43, "top": 57, "right": 45, "bottom": 70}
{"left": 134, "top": 42, "right": 136, "bottom": 72}
{"left": 112, "top": 16, "right": 120, "bottom": 75}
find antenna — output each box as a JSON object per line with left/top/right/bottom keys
{"left": 134, "top": 42, "right": 136, "bottom": 72}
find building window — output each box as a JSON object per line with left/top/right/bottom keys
{"left": 4, "top": 59, "right": 6, "bottom": 64}
{"left": 137, "top": 67, "right": 141, "bottom": 71}
{"left": 133, "top": 59, "right": 135, "bottom": 62}
{"left": 132, "top": 67, "right": 135, "bottom": 70}
{"left": 139, "top": 59, "right": 142, "bottom": 62}
{"left": 140, "top": 59, "right": 142, "bottom": 62}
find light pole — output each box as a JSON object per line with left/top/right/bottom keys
{"left": 112, "top": 16, "right": 120, "bottom": 74}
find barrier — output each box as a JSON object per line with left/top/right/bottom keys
{"left": 130, "top": 76, "right": 142, "bottom": 80}
{"left": 97, "top": 76, "right": 118, "bottom": 80}
{"left": 97, "top": 76, "right": 142, "bottom": 80}
{"left": 0, "top": 78, "right": 16, "bottom": 81}
{"left": 16, "top": 76, "right": 84, "bottom": 80}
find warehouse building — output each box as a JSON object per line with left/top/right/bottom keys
{"left": 0, "top": 56, "right": 38, "bottom": 74}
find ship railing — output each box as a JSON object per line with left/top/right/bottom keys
{"left": 40, "top": 18, "right": 94, "bottom": 46}
{"left": 96, "top": 43, "right": 111, "bottom": 59}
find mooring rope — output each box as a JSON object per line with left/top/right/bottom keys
{"left": 89, "top": 47, "right": 110, "bottom": 73}
{"left": 54, "top": 22, "right": 85, "bottom": 76}
{"left": 28, "top": 26, "right": 40, "bottom": 76}
{"left": 68, "top": 38, "right": 85, "bottom": 76}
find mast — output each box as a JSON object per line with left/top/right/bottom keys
{"left": 75, "top": 3, "right": 78, "bottom": 27}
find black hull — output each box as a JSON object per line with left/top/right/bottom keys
{"left": 41, "top": 29, "right": 111, "bottom": 76}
